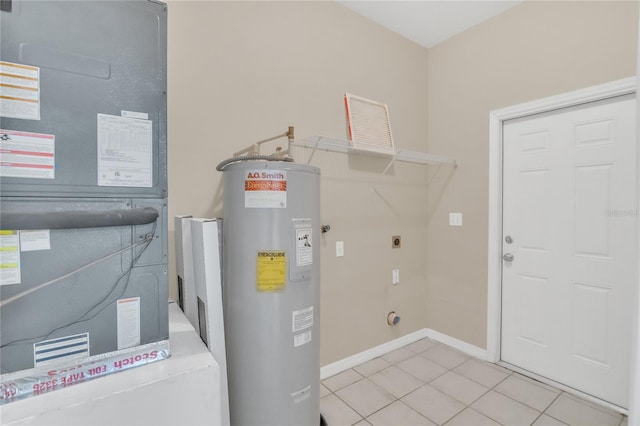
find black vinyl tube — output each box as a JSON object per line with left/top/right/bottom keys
{"left": 0, "top": 207, "right": 159, "bottom": 230}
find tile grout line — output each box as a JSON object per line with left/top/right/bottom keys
{"left": 357, "top": 349, "right": 443, "bottom": 425}
{"left": 328, "top": 348, "right": 510, "bottom": 426}
{"left": 332, "top": 374, "right": 399, "bottom": 425}
{"left": 450, "top": 358, "right": 514, "bottom": 389}
{"left": 478, "top": 371, "right": 555, "bottom": 424}
{"left": 417, "top": 349, "right": 470, "bottom": 371}
{"left": 321, "top": 372, "right": 365, "bottom": 425}
{"left": 556, "top": 390, "right": 627, "bottom": 420}
{"left": 363, "top": 398, "right": 434, "bottom": 426}
{"left": 323, "top": 338, "right": 623, "bottom": 426}
{"left": 410, "top": 355, "right": 504, "bottom": 425}
{"left": 485, "top": 370, "right": 622, "bottom": 424}
{"left": 440, "top": 406, "right": 507, "bottom": 426}
{"left": 488, "top": 371, "right": 562, "bottom": 413}
{"left": 452, "top": 369, "right": 511, "bottom": 409}
{"left": 438, "top": 367, "right": 518, "bottom": 426}
{"left": 527, "top": 390, "right": 563, "bottom": 426}
{"left": 538, "top": 392, "right": 567, "bottom": 425}
{"left": 328, "top": 355, "right": 461, "bottom": 426}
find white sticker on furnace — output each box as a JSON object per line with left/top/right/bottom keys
{"left": 0, "top": 129, "right": 55, "bottom": 179}
{"left": 0, "top": 61, "right": 41, "bottom": 120}
{"left": 20, "top": 230, "right": 51, "bottom": 252}
{"left": 245, "top": 170, "right": 287, "bottom": 208}
{"left": 117, "top": 297, "right": 141, "bottom": 350}
{"left": 97, "top": 114, "right": 152, "bottom": 188}
{"left": 33, "top": 333, "right": 89, "bottom": 367}
{"left": 292, "top": 306, "right": 313, "bottom": 332}
{"left": 0, "top": 231, "right": 21, "bottom": 285}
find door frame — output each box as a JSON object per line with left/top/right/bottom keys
{"left": 486, "top": 77, "right": 638, "bottom": 414}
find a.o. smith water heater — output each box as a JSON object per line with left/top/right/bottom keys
{"left": 220, "top": 160, "right": 320, "bottom": 426}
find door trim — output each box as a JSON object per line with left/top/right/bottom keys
{"left": 486, "top": 77, "right": 637, "bottom": 410}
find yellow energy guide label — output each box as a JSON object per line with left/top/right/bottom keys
{"left": 256, "top": 250, "right": 286, "bottom": 292}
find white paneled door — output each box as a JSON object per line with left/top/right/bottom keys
{"left": 501, "top": 94, "right": 637, "bottom": 408}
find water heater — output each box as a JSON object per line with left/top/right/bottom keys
{"left": 220, "top": 160, "right": 320, "bottom": 426}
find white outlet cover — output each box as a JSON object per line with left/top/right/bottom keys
{"left": 449, "top": 212, "right": 463, "bottom": 226}
{"left": 336, "top": 241, "right": 344, "bottom": 257}
{"left": 392, "top": 269, "right": 400, "bottom": 285}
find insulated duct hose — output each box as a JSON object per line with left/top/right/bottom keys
{"left": 216, "top": 155, "right": 293, "bottom": 172}
{"left": 0, "top": 207, "right": 159, "bottom": 230}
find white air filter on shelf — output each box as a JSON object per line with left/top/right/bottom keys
{"left": 344, "top": 93, "right": 396, "bottom": 155}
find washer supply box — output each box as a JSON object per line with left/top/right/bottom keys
{"left": 0, "top": 0, "right": 169, "bottom": 403}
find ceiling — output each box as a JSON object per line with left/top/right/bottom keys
{"left": 337, "top": 0, "right": 524, "bottom": 48}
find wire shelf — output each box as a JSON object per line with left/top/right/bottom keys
{"left": 291, "top": 136, "right": 457, "bottom": 169}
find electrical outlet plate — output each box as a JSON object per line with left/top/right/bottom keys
{"left": 449, "top": 212, "right": 463, "bottom": 226}
{"left": 392, "top": 269, "right": 400, "bottom": 285}
{"left": 336, "top": 241, "right": 344, "bottom": 257}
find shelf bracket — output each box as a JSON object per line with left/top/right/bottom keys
{"left": 382, "top": 157, "right": 395, "bottom": 174}
{"left": 306, "top": 140, "right": 320, "bottom": 165}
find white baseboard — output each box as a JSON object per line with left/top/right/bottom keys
{"left": 424, "top": 329, "right": 487, "bottom": 360}
{"left": 320, "top": 328, "right": 487, "bottom": 379}
{"left": 320, "top": 329, "right": 429, "bottom": 379}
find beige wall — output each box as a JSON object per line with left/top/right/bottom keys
{"left": 168, "top": 0, "right": 638, "bottom": 365}
{"left": 425, "top": 0, "right": 639, "bottom": 348}
{"left": 167, "top": 1, "right": 430, "bottom": 364}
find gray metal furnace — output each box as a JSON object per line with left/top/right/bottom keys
{"left": 220, "top": 161, "right": 321, "bottom": 426}
{"left": 0, "top": 0, "right": 168, "bottom": 400}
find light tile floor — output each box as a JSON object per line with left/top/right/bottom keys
{"left": 321, "top": 338, "right": 628, "bottom": 426}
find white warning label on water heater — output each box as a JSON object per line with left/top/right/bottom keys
{"left": 292, "top": 306, "right": 313, "bottom": 332}
{"left": 294, "top": 330, "right": 312, "bottom": 348}
{"left": 296, "top": 228, "right": 312, "bottom": 267}
{"left": 244, "top": 170, "right": 287, "bottom": 208}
